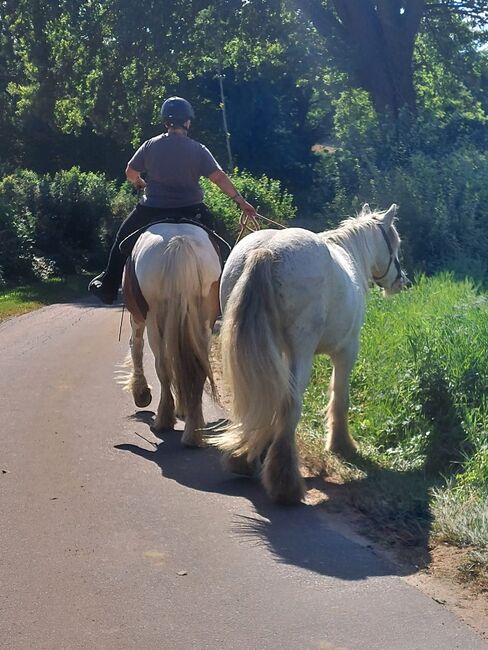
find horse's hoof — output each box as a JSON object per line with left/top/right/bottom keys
{"left": 262, "top": 463, "right": 305, "bottom": 505}
{"left": 326, "top": 437, "right": 358, "bottom": 460}
{"left": 224, "top": 453, "right": 259, "bottom": 477}
{"left": 153, "top": 415, "right": 177, "bottom": 431}
{"left": 181, "top": 435, "right": 206, "bottom": 448}
{"left": 268, "top": 483, "right": 305, "bottom": 506}
{"left": 135, "top": 387, "right": 152, "bottom": 408}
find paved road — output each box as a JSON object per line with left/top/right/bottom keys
{"left": 1, "top": 300, "right": 486, "bottom": 650}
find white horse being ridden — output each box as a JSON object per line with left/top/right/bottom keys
{"left": 121, "top": 223, "right": 221, "bottom": 446}
{"left": 213, "top": 204, "right": 406, "bottom": 503}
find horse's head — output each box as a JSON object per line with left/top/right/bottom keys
{"left": 368, "top": 204, "right": 407, "bottom": 296}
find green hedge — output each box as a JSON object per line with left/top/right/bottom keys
{"left": 202, "top": 169, "right": 296, "bottom": 238}
{"left": 0, "top": 167, "right": 295, "bottom": 285}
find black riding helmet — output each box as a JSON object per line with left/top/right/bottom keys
{"left": 160, "top": 96, "right": 195, "bottom": 128}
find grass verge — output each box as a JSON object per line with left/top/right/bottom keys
{"left": 0, "top": 275, "right": 90, "bottom": 322}
{"left": 299, "top": 273, "right": 488, "bottom": 590}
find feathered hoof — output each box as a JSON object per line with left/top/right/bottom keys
{"left": 153, "top": 414, "right": 177, "bottom": 431}
{"left": 265, "top": 478, "right": 305, "bottom": 506}
{"left": 134, "top": 387, "right": 152, "bottom": 408}
{"left": 181, "top": 430, "right": 206, "bottom": 448}
{"left": 326, "top": 435, "right": 358, "bottom": 460}
{"left": 223, "top": 452, "right": 259, "bottom": 477}
{"left": 262, "top": 460, "right": 305, "bottom": 505}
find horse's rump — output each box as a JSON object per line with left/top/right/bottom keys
{"left": 119, "top": 218, "right": 230, "bottom": 265}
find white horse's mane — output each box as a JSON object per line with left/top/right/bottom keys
{"left": 323, "top": 207, "right": 396, "bottom": 244}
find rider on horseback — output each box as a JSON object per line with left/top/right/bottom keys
{"left": 89, "top": 96, "right": 257, "bottom": 305}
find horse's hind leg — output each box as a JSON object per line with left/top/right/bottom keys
{"left": 262, "top": 351, "right": 314, "bottom": 505}
{"left": 326, "top": 345, "right": 358, "bottom": 457}
{"left": 129, "top": 316, "right": 152, "bottom": 408}
{"left": 224, "top": 451, "right": 261, "bottom": 477}
{"left": 207, "top": 280, "right": 221, "bottom": 330}
{"left": 181, "top": 366, "right": 206, "bottom": 447}
{"left": 180, "top": 281, "right": 220, "bottom": 447}
{"left": 153, "top": 351, "right": 177, "bottom": 431}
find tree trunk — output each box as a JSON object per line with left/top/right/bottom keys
{"left": 294, "top": 0, "right": 426, "bottom": 115}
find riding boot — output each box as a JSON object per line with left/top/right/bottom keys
{"left": 88, "top": 204, "right": 156, "bottom": 305}
{"left": 88, "top": 202, "right": 229, "bottom": 304}
{"left": 88, "top": 244, "right": 127, "bottom": 305}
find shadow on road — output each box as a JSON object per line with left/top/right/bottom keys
{"left": 115, "top": 416, "right": 413, "bottom": 583}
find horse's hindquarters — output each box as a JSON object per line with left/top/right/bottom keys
{"left": 124, "top": 224, "right": 221, "bottom": 446}
{"left": 122, "top": 257, "right": 148, "bottom": 324}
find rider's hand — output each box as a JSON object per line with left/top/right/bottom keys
{"left": 133, "top": 176, "right": 146, "bottom": 190}
{"left": 237, "top": 197, "right": 258, "bottom": 228}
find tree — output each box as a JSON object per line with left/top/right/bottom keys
{"left": 292, "top": 0, "right": 487, "bottom": 115}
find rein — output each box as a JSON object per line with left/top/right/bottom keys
{"left": 235, "top": 211, "right": 287, "bottom": 245}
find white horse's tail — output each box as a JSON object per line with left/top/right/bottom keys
{"left": 216, "top": 248, "right": 293, "bottom": 460}
{"left": 156, "top": 236, "right": 216, "bottom": 416}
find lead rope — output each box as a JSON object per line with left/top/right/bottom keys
{"left": 118, "top": 303, "right": 125, "bottom": 342}
{"left": 235, "top": 210, "right": 287, "bottom": 245}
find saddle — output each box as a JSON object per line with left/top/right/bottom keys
{"left": 121, "top": 218, "right": 230, "bottom": 324}
{"left": 119, "top": 218, "right": 231, "bottom": 264}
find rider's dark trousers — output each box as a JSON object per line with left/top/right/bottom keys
{"left": 100, "top": 203, "right": 217, "bottom": 293}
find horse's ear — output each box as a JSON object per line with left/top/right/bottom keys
{"left": 362, "top": 203, "right": 371, "bottom": 215}
{"left": 382, "top": 203, "right": 398, "bottom": 228}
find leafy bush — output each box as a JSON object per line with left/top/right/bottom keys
{"left": 0, "top": 170, "right": 42, "bottom": 284}
{"left": 0, "top": 166, "right": 295, "bottom": 283}
{"left": 0, "top": 167, "right": 121, "bottom": 281}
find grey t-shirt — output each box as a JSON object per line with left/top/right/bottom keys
{"left": 128, "top": 133, "right": 222, "bottom": 208}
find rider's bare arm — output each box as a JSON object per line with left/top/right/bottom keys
{"left": 208, "top": 170, "right": 256, "bottom": 219}
{"left": 125, "top": 165, "right": 146, "bottom": 189}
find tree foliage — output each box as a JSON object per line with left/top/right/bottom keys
{"left": 293, "top": 0, "right": 487, "bottom": 114}
{"left": 0, "top": 0, "right": 487, "bottom": 279}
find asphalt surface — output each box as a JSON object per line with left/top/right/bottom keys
{"left": 1, "top": 299, "right": 486, "bottom": 650}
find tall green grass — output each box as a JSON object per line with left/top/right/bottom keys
{"left": 300, "top": 274, "right": 488, "bottom": 573}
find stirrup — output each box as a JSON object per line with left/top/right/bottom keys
{"left": 88, "top": 279, "right": 117, "bottom": 305}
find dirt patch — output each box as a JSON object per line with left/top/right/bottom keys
{"left": 209, "top": 331, "right": 231, "bottom": 413}
{"left": 407, "top": 545, "right": 488, "bottom": 640}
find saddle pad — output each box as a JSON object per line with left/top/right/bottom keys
{"left": 122, "top": 256, "right": 148, "bottom": 323}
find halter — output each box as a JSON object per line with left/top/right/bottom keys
{"left": 372, "top": 223, "right": 403, "bottom": 287}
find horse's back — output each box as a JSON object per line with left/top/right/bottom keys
{"left": 221, "top": 228, "right": 330, "bottom": 308}
{"left": 223, "top": 228, "right": 337, "bottom": 313}
{"left": 222, "top": 226, "right": 364, "bottom": 353}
